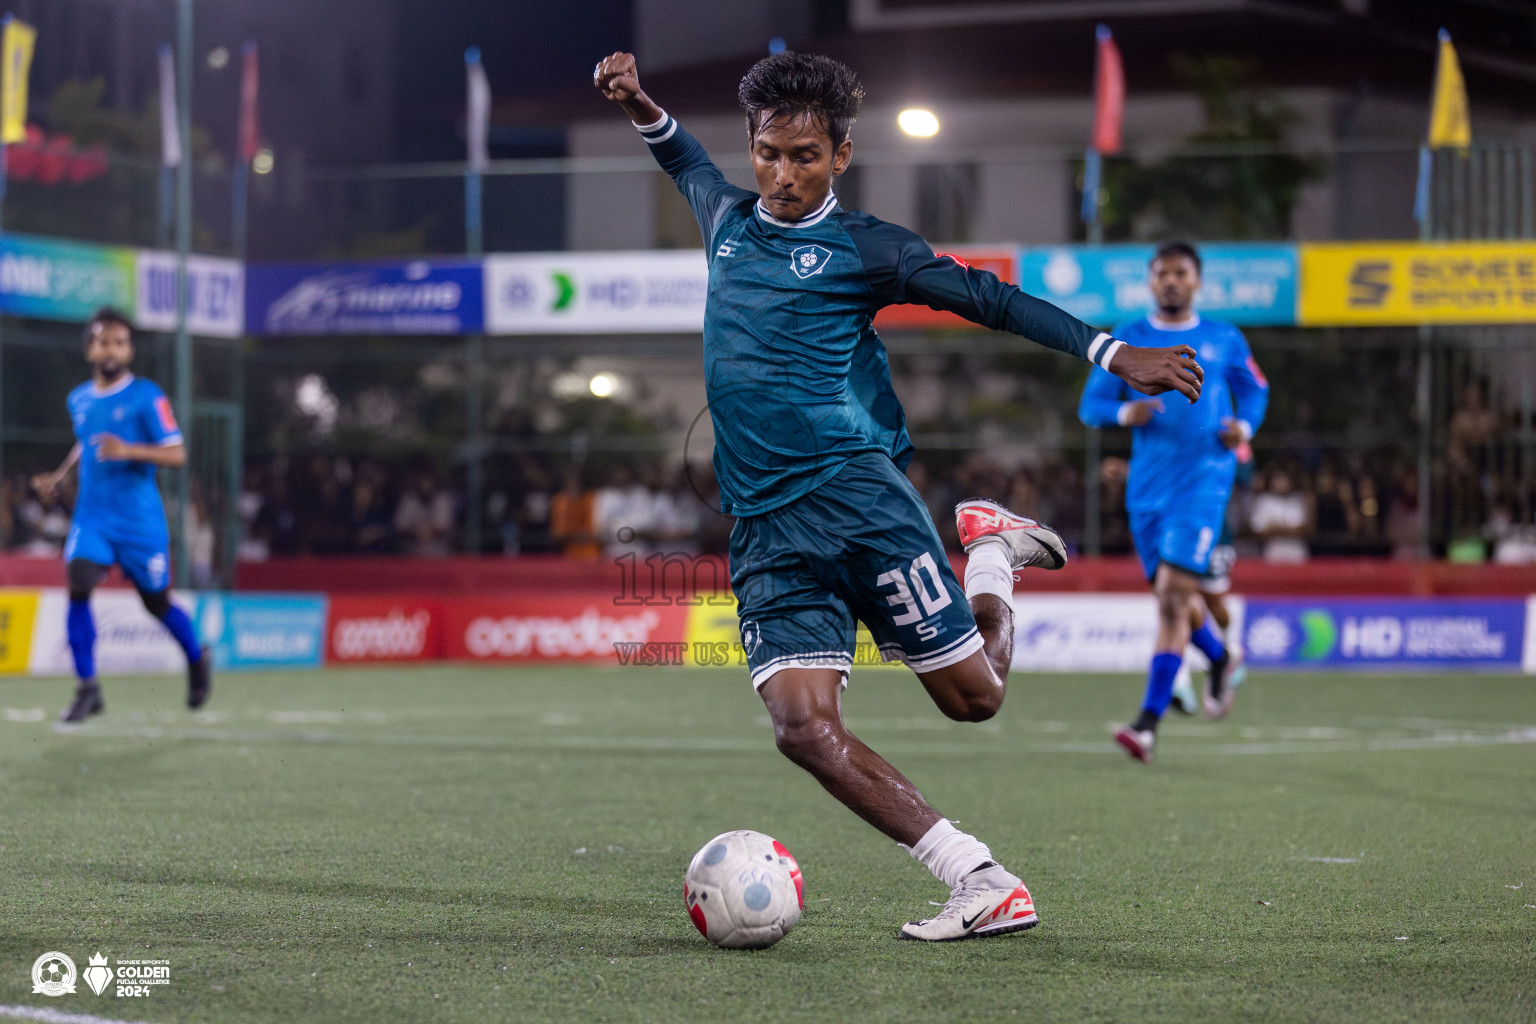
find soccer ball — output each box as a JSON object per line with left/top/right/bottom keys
{"left": 683, "top": 830, "right": 804, "bottom": 949}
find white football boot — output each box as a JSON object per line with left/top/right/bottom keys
{"left": 1203, "top": 647, "right": 1243, "bottom": 719}
{"left": 1168, "top": 663, "right": 1198, "bottom": 715}
{"left": 954, "top": 499, "right": 1067, "bottom": 570}
{"left": 899, "top": 863, "right": 1039, "bottom": 942}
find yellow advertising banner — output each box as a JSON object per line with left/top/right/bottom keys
{"left": 1299, "top": 242, "right": 1536, "bottom": 326}
{"left": 684, "top": 599, "right": 902, "bottom": 672}
{"left": 1, "top": 17, "right": 36, "bottom": 145}
{"left": 0, "top": 589, "right": 39, "bottom": 674}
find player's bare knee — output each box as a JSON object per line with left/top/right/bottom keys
{"left": 951, "top": 687, "right": 1003, "bottom": 723}
{"left": 771, "top": 713, "right": 844, "bottom": 767}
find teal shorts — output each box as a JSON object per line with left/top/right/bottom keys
{"left": 729, "top": 453, "right": 983, "bottom": 690}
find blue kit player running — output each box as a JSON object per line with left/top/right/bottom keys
{"left": 1078, "top": 243, "right": 1269, "bottom": 763}
{"left": 32, "top": 309, "right": 210, "bottom": 724}
{"left": 595, "top": 50, "right": 1203, "bottom": 938}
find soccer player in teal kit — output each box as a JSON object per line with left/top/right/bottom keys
{"left": 1079, "top": 243, "right": 1269, "bottom": 763}
{"left": 32, "top": 309, "right": 210, "bottom": 724}
{"left": 595, "top": 50, "right": 1201, "bottom": 939}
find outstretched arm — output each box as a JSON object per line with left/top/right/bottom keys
{"left": 864, "top": 225, "right": 1203, "bottom": 401}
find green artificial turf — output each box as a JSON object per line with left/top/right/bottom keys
{"left": 0, "top": 665, "right": 1532, "bottom": 1023}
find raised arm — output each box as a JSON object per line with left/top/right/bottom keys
{"left": 593, "top": 52, "right": 750, "bottom": 250}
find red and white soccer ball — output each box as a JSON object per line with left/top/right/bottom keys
{"left": 683, "top": 830, "right": 804, "bottom": 949}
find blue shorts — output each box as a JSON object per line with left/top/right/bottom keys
{"left": 1129, "top": 499, "right": 1228, "bottom": 582}
{"left": 729, "top": 453, "right": 982, "bottom": 690}
{"left": 65, "top": 521, "right": 171, "bottom": 593}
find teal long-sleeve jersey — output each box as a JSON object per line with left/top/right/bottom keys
{"left": 638, "top": 112, "right": 1124, "bottom": 517}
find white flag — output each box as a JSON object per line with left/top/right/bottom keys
{"left": 158, "top": 43, "right": 181, "bottom": 168}
{"left": 466, "top": 48, "right": 489, "bottom": 172}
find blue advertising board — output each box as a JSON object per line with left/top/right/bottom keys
{"left": 0, "top": 232, "right": 137, "bottom": 323}
{"left": 245, "top": 259, "right": 483, "bottom": 335}
{"left": 196, "top": 593, "right": 328, "bottom": 670}
{"left": 1242, "top": 598, "right": 1526, "bottom": 671}
{"left": 1017, "top": 243, "right": 1297, "bottom": 327}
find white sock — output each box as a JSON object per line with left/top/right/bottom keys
{"left": 964, "top": 538, "right": 1015, "bottom": 603}
{"left": 900, "top": 819, "right": 995, "bottom": 889}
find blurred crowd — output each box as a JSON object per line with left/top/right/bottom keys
{"left": 2, "top": 404, "right": 1530, "bottom": 565}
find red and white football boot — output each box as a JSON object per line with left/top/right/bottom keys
{"left": 899, "top": 864, "right": 1040, "bottom": 942}
{"left": 955, "top": 498, "right": 1067, "bottom": 570}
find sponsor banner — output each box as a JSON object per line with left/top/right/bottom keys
{"left": 1298, "top": 241, "right": 1536, "bottom": 326}
{"left": 0, "top": 232, "right": 137, "bottom": 323}
{"left": 485, "top": 251, "right": 707, "bottom": 334}
{"left": 28, "top": 588, "right": 195, "bottom": 676}
{"left": 0, "top": 588, "right": 39, "bottom": 674}
{"left": 443, "top": 595, "right": 689, "bottom": 662}
{"left": 246, "top": 259, "right": 483, "bottom": 335}
{"left": 1017, "top": 243, "right": 1297, "bottom": 327}
{"left": 135, "top": 251, "right": 244, "bottom": 338}
{"left": 1243, "top": 598, "right": 1526, "bottom": 670}
{"left": 196, "top": 593, "right": 327, "bottom": 670}
{"left": 1009, "top": 594, "right": 1245, "bottom": 672}
{"left": 682, "top": 596, "right": 904, "bottom": 671}
{"left": 874, "top": 247, "right": 1020, "bottom": 330}
{"left": 327, "top": 595, "right": 443, "bottom": 663}
{"left": 1524, "top": 597, "right": 1536, "bottom": 675}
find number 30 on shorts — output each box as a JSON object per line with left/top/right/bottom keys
{"left": 875, "top": 553, "right": 953, "bottom": 639}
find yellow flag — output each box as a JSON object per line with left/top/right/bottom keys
{"left": 1, "top": 16, "right": 36, "bottom": 145}
{"left": 1427, "top": 29, "right": 1470, "bottom": 149}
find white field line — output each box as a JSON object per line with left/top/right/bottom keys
{"left": 0, "top": 1005, "right": 166, "bottom": 1024}
{"left": 48, "top": 723, "right": 1536, "bottom": 758}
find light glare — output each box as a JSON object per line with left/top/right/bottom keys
{"left": 898, "top": 108, "right": 939, "bottom": 137}
{"left": 252, "top": 148, "right": 275, "bottom": 174}
{"left": 589, "top": 373, "right": 618, "bottom": 398}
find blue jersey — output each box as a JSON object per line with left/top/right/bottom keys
{"left": 638, "top": 112, "right": 1119, "bottom": 517}
{"left": 1078, "top": 315, "right": 1269, "bottom": 514}
{"left": 67, "top": 374, "right": 182, "bottom": 542}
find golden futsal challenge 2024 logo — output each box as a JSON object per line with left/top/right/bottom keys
{"left": 30, "top": 950, "right": 170, "bottom": 999}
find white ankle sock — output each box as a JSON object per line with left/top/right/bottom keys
{"left": 901, "top": 819, "right": 994, "bottom": 889}
{"left": 964, "top": 538, "right": 1015, "bottom": 603}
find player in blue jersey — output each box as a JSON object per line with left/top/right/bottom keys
{"left": 596, "top": 51, "right": 1203, "bottom": 938}
{"left": 31, "top": 309, "right": 210, "bottom": 724}
{"left": 1078, "top": 243, "right": 1269, "bottom": 763}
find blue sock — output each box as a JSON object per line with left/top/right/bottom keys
{"left": 1141, "top": 651, "right": 1183, "bottom": 718}
{"left": 1190, "top": 621, "right": 1227, "bottom": 665}
{"left": 67, "top": 600, "right": 97, "bottom": 682}
{"left": 157, "top": 604, "right": 203, "bottom": 664}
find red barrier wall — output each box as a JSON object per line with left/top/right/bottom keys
{"left": 2, "top": 553, "right": 1531, "bottom": 597}
{"left": 229, "top": 554, "right": 1536, "bottom": 597}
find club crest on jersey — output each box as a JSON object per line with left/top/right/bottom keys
{"left": 789, "top": 244, "right": 832, "bottom": 280}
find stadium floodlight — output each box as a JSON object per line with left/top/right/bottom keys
{"left": 897, "top": 108, "right": 939, "bottom": 137}
{"left": 206, "top": 46, "right": 229, "bottom": 70}
{"left": 252, "top": 147, "right": 274, "bottom": 174}
{"left": 588, "top": 373, "right": 618, "bottom": 398}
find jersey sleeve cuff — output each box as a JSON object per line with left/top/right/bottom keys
{"left": 1087, "top": 333, "right": 1124, "bottom": 371}
{"left": 1116, "top": 403, "right": 1135, "bottom": 427}
{"left": 158, "top": 434, "right": 184, "bottom": 447}
{"left": 635, "top": 110, "right": 677, "bottom": 144}
{"left": 1232, "top": 419, "right": 1253, "bottom": 442}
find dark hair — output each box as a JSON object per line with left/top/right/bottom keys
{"left": 738, "top": 51, "right": 864, "bottom": 150}
{"left": 82, "top": 307, "right": 134, "bottom": 349}
{"left": 1153, "top": 241, "right": 1202, "bottom": 273}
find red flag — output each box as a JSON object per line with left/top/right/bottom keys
{"left": 238, "top": 41, "right": 259, "bottom": 162}
{"left": 1092, "top": 24, "right": 1124, "bottom": 155}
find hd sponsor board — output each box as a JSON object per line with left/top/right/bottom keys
{"left": 246, "top": 259, "right": 483, "bottom": 335}
{"left": 1298, "top": 242, "right": 1536, "bottom": 326}
{"left": 1016, "top": 243, "right": 1298, "bottom": 328}
{"left": 1242, "top": 598, "right": 1527, "bottom": 671}
{"left": 484, "top": 251, "right": 708, "bottom": 334}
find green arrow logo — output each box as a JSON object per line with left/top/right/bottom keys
{"left": 1296, "top": 610, "right": 1337, "bottom": 661}
{"left": 550, "top": 272, "right": 576, "bottom": 312}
